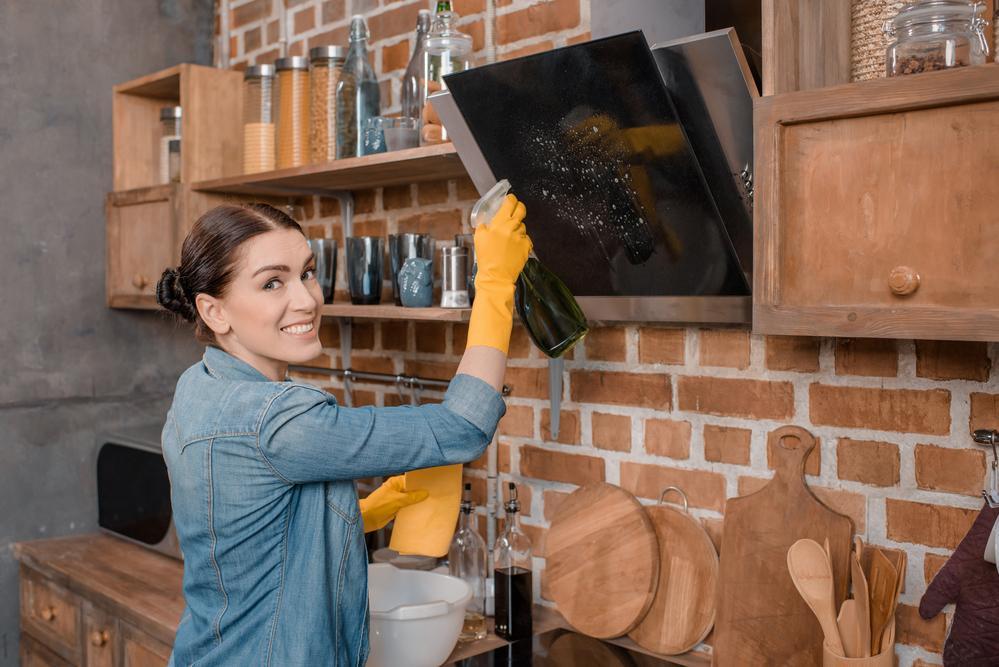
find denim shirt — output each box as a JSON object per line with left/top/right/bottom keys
{"left": 162, "top": 346, "right": 504, "bottom": 666}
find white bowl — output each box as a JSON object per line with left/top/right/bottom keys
{"left": 367, "top": 563, "right": 472, "bottom": 667}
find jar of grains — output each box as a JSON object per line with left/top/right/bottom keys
{"left": 275, "top": 56, "right": 310, "bottom": 169}
{"left": 243, "top": 64, "right": 276, "bottom": 174}
{"left": 309, "top": 46, "right": 346, "bottom": 163}
{"left": 159, "top": 106, "right": 182, "bottom": 184}
{"left": 884, "top": 0, "right": 990, "bottom": 76}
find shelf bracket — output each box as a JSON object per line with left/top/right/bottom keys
{"left": 548, "top": 357, "right": 564, "bottom": 440}
{"left": 339, "top": 318, "right": 353, "bottom": 407}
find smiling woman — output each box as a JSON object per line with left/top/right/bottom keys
{"left": 153, "top": 198, "right": 531, "bottom": 665}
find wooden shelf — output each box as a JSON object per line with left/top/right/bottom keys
{"left": 192, "top": 143, "right": 467, "bottom": 197}
{"left": 321, "top": 303, "right": 470, "bottom": 322}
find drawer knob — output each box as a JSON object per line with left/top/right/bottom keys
{"left": 40, "top": 606, "right": 56, "bottom": 622}
{"left": 90, "top": 630, "right": 110, "bottom": 647}
{"left": 888, "top": 266, "right": 920, "bottom": 296}
{"left": 132, "top": 273, "right": 149, "bottom": 290}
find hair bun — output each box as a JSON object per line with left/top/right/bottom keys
{"left": 156, "top": 268, "right": 197, "bottom": 322}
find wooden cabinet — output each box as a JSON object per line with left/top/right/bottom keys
{"left": 14, "top": 536, "right": 184, "bottom": 667}
{"left": 753, "top": 64, "right": 999, "bottom": 341}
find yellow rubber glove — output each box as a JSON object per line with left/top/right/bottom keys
{"left": 390, "top": 464, "right": 464, "bottom": 557}
{"left": 359, "top": 475, "right": 429, "bottom": 533}
{"left": 466, "top": 194, "right": 532, "bottom": 354}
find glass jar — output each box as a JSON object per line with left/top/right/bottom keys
{"left": 884, "top": 0, "right": 990, "bottom": 76}
{"left": 168, "top": 139, "right": 181, "bottom": 182}
{"left": 424, "top": 4, "right": 472, "bottom": 144}
{"left": 276, "top": 56, "right": 311, "bottom": 169}
{"left": 243, "top": 64, "right": 276, "bottom": 174}
{"left": 159, "top": 106, "right": 181, "bottom": 184}
{"left": 309, "top": 46, "right": 346, "bottom": 164}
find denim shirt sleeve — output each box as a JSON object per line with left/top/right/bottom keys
{"left": 256, "top": 373, "right": 506, "bottom": 484}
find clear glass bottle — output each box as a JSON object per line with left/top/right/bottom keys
{"left": 471, "top": 180, "right": 588, "bottom": 358}
{"left": 493, "top": 483, "right": 532, "bottom": 642}
{"left": 448, "top": 483, "right": 487, "bottom": 642}
{"left": 243, "top": 64, "right": 276, "bottom": 174}
{"left": 401, "top": 10, "right": 432, "bottom": 123}
{"left": 310, "top": 46, "right": 346, "bottom": 163}
{"left": 425, "top": 2, "right": 472, "bottom": 143}
{"left": 336, "top": 15, "right": 381, "bottom": 159}
{"left": 159, "top": 106, "right": 182, "bottom": 184}
{"left": 884, "top": 0, "right": 990, "bottom": 77}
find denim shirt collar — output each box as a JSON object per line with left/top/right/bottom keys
{"left": 202, "top": 345, "right": 277, "bottom": 383}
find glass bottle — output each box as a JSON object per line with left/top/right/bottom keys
{"left": 493, "top": 483, "right": 532, "bottom": 642}
{"left": 471, "top": 180, "right": 588, "bottom": 358}
{"left": 401, "top": 10, "right": 432, "bottom": 122}
{"left": 448, "top": 483, "right": 487, "bottom": 642}
{"left": 336, "top": 15, "right": 381, "bottom": 159}
{"left": 884, "top": 0, "right": 989, "bottom": 77}
{"left": 425, "top": 2, "right": 472, "bottom": 143}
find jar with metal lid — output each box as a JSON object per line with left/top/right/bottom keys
{"left": 159, "top": 106, "right": 182, "bottom": 184}
{"left": 884, "top": 0, "right": 990, "bottom": 76}
{"left": 276, "top": 56, "right": 311, "bottom": 169}
{"left": 243, "top": 64, "right": 276, "bottom": 174}
{"left": 310, "top": 46, "right": 346, "bottom": 163}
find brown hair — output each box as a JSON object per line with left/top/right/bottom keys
{"left": 156, "top": 203, "right": 303, "bottom": 343}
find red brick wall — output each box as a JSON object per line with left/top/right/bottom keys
{"left": 218, "top": 2, "right": 998, "bottom": 664}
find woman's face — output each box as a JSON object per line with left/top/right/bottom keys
{"left": 208, "top": 228, "right": 324, "bottom": 380}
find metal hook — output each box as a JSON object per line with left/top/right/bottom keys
{"left": 658, "top": 486, "right": 689, "bottom": 513}
{"left": 410, "top": 380, "right": 422, "bottom": 406}
{"left": 974, "top": 430, "right": 999, "bottom": 508}
{"left": 394, "top": 376, "right": 407, "bottom": 406}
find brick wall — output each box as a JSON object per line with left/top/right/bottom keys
{"left": 217, "top": 2, "right": 999, "bottom": 664}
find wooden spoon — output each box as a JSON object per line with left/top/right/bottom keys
{"left": 787, "top": 539, "right": 846, "bottom": 657}
{"left": 851, "top": 545, "right": 871, "bottom": 657}
{"left": 837, "top": 599, "right": 863, "bottom": 658}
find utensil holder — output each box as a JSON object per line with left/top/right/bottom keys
{"left": 822, "top": 619, "right": 895, "bottom": 667}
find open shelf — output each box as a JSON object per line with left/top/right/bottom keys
{"left": 320, "top": 303, "right": 471, "bottom": 322}
{"left": 192, "top": 143, "right": 467, "bottom": 196}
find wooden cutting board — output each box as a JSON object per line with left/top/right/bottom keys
{"left": 628, "top": 489, "right": 719, "bottom": 655}
{"left": 546, "top": 483, "right": 660, "bottom": 638}
{"left": 713, "top": 426, "right": 853, "bottom": 666}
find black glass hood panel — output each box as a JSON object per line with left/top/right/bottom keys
{"left": 444, "top": 32, "right": 749, "bottom": 298}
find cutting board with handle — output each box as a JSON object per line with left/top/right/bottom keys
{"left": 713, "top": 426, "right": 854, "bottom": 666}
{"left": 628, "top": 486, "right": 719, "bottom": 655}
{"left": 546, "top": 483, "right": 660, "bottom": 639}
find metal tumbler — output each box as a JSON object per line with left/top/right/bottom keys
{"left": 389, "top": 233, "right": 434, "bottom": 305}
{"left": 454, "top": 233, "right": 476, "bottom": 304}
{"left": 440, "top": 245, "right": 470, "bottom": 308}
{"left": 346, "top": 236, "right": 385, "bottom": 305}
{"left": 307, "top": 238, "right": 337, "bottom": 304}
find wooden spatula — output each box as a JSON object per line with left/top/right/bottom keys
{"left": 837, "top": 599, "right": 863, "bottom": 658}
{"left": 868, "top": 549, "right": 897, "bottom": 656}
{"left": 851, "top": 541, "right": 871, "bottom": 657}
{"left": 788, "top": 539, "right": 846, "bottom": 657}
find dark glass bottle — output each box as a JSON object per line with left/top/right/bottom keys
{"left": 493, "top": 483, "right": 532, "bottom": 641}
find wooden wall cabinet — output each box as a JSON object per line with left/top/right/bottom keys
{"left": 753, "top": 64, "right": 999, "bottom": 341}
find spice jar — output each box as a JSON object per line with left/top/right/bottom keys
{"left": 159, "top": 106, "right": 182, "bottom": 184}
{"left": 309, "top": 46, "right": 346, "bottom": 164}
{"left": 276, "top": 56, "right": 310, "bottom": 169}
{"left": 243, "top": 64, "right": 276, "bottom": 174}
{"left": 884, "top": 0, "right": 990, "bottom": 76}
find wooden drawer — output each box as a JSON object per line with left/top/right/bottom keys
{"left": 21, "top": 633, "right": 73, "bottom": 667}
{"left": 120, "top": 621, "right": 171, "bottom": 667}
{"left": 753, "top": 63, "right": 999, "bottom": 341}
{"left": 82, "top": 602, "right": 117, "bottom": 667}
{"left": 20, "top": 568, "right": 81, "bottom": 664}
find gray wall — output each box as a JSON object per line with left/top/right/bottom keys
{"left": 0, "top": 1, "right": 214, "bottom": 662}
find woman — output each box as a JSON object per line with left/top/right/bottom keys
{"left": 156, "top": 197, "right": 530, "bottom": 666}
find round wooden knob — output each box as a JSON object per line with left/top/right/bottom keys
{"left": 90, "top": 630, "right": 109, "bottom": 647}
{"left": 132, "top": 274, "right": 148, "bottom": 290}
{"left": 40, "top": 606, "right": 55, "bottom": 622}
{"left": 888, "top": 266, "right": 920, "bottom": 296}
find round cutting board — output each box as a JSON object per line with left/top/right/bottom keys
{"left": 627, "top": 492, "right": 719, "bottom": 655}
{"left": 546, "top": 483, "right": 659, "bottom": 638}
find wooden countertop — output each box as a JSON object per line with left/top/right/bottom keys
{"left": 14, "top": 534, "right": 709, "bottom": 665}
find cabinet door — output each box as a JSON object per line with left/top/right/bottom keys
{"left": 105, "top": 185, "right": 177, "bottom": 309}
{"left": 20, "top": 568, "right": 82, "bottom": 664}
{"left": 21, "top": 633, "right": 73, "bottom": 667}
{"left": 754, "top": 65, "right": 999, "bottom": 341}
{"left": 119, "top": 622, "right": 171, "bottom": 667}
{"left": 81, "top": 602, "right": 116, "bottom": 667}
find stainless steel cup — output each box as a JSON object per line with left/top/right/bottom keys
{"left": 440, "top": 245, "right": 470, "bottom": 308}
{"left": 307, "top": 238, "right": 337, "bottom": 304}
{"left": 346, "top": 236, "right": 385, "bottom": 305}
{"left": 389, "top": 233, "right": 434, "bottom": 305}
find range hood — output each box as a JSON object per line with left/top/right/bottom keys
{"left": 431, "top": 29, "right": 757, "bottom": 325}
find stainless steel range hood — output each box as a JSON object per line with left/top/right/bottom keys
{"left": 431, "top": 28, "right": 757, "bottom": 325}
